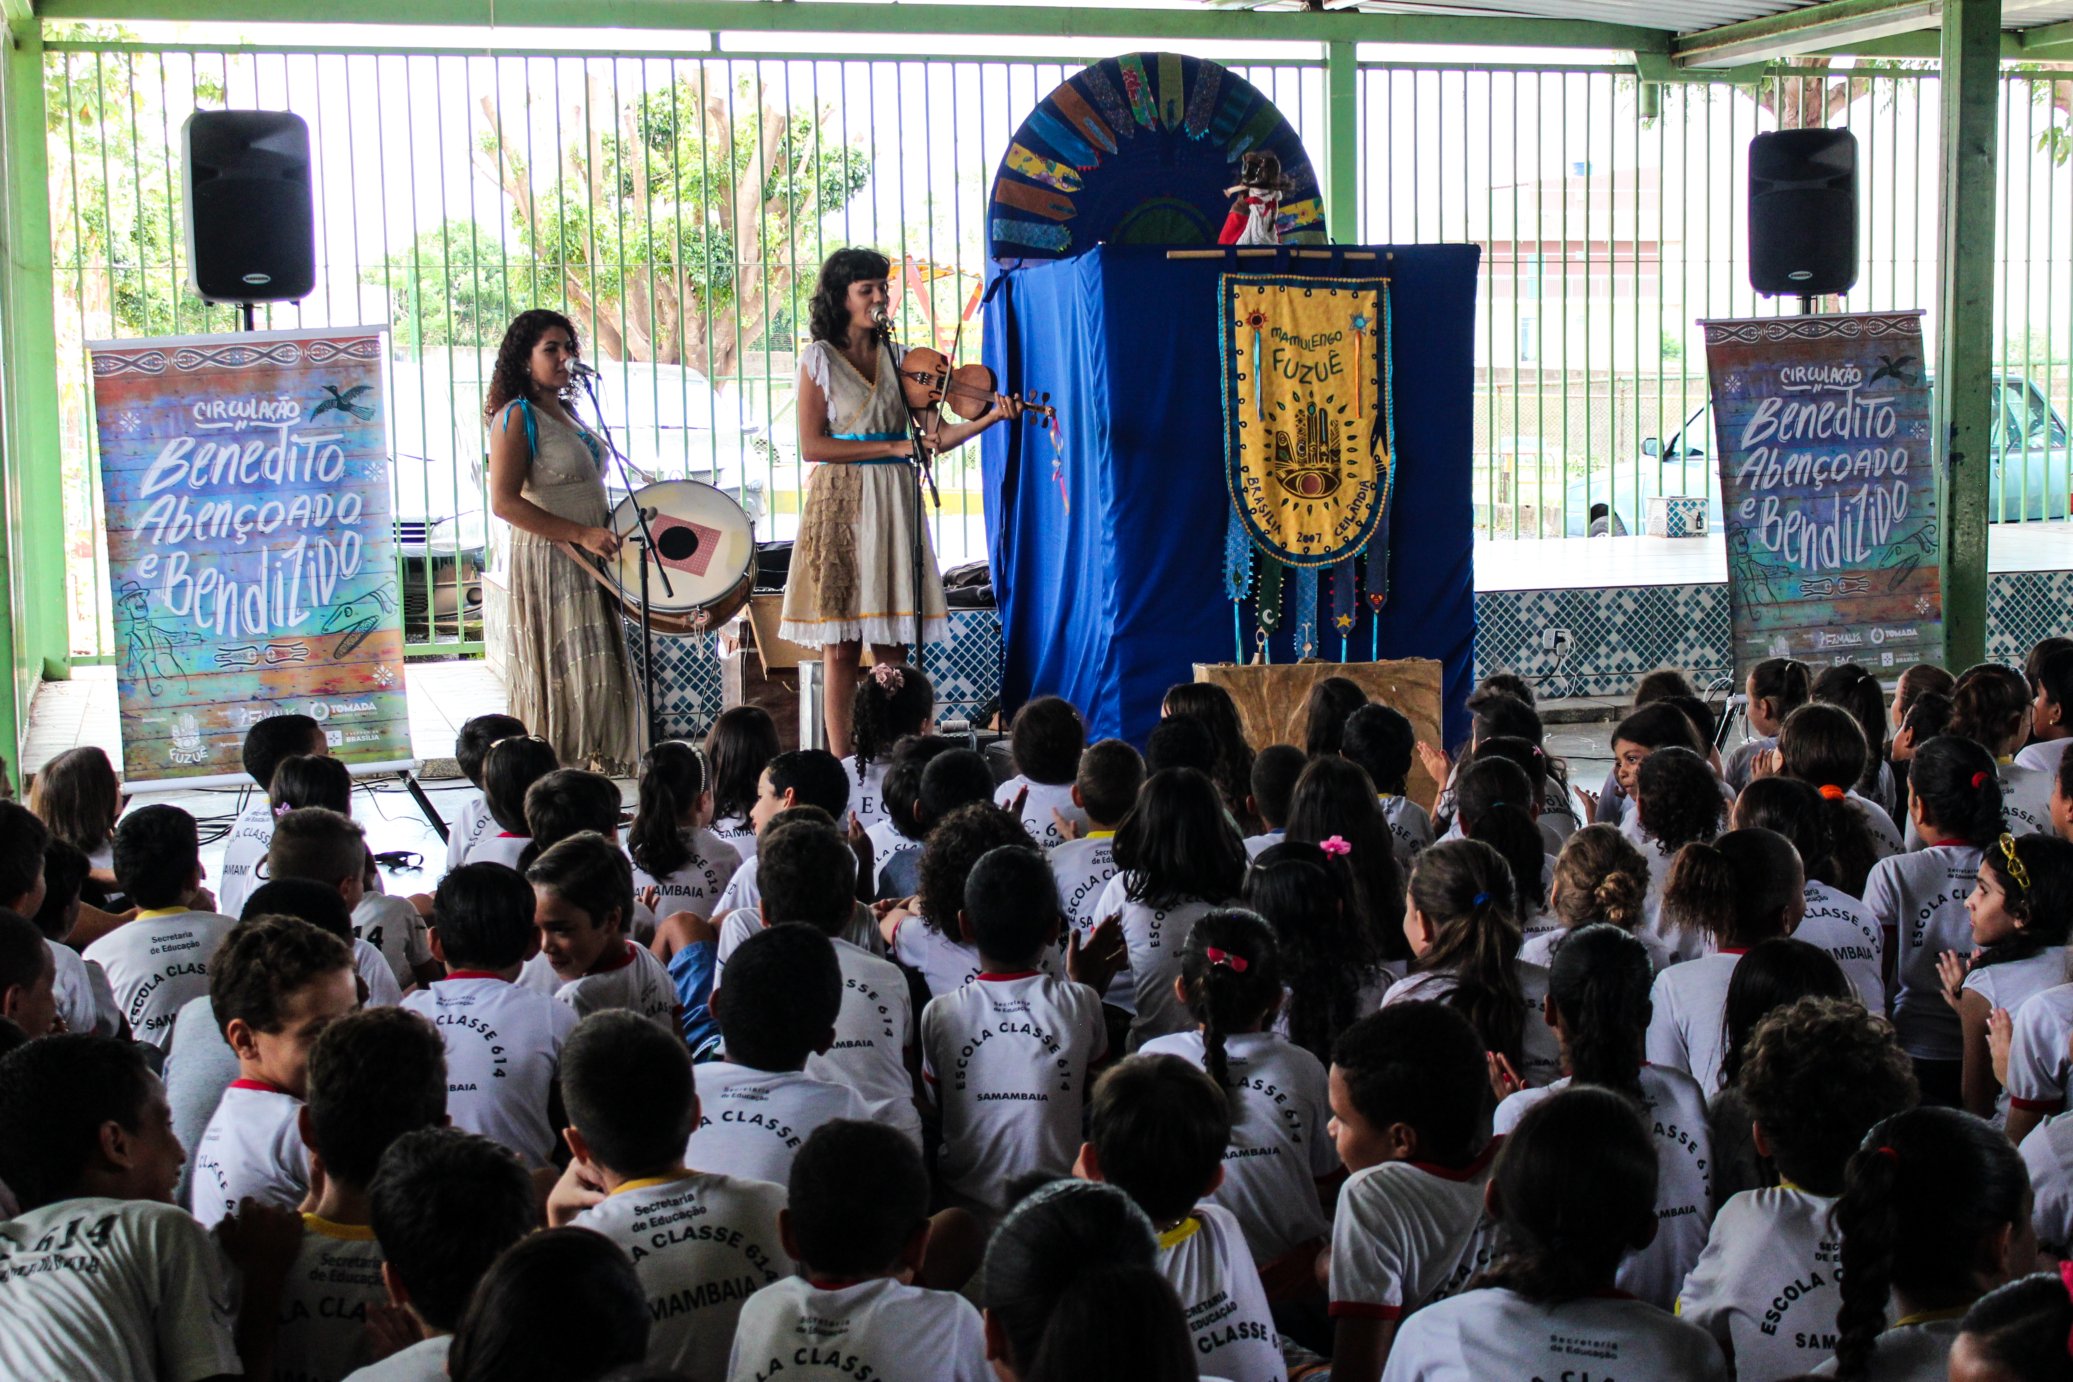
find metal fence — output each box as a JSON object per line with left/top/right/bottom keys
{"left": 40, "top": 38, "right": 2073, "bottom": 658}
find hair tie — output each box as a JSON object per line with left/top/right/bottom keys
{"left": 870, "top": 663, "right": 906, "bottom": 693}
{"left": 1472, "top": 891, "right": 1490, "bottom": 907}
{"left": 1972, "top": 770, "right": 1990, "bottom": 789}
{"left": 1874, "top": 1145, "right": 1899, "bottom": 1164}
{"left": 1204, "top": 947, "right": 1249, "bottom": 974}
{"left": 273, "top": 802, "right": 292, "bottom": 818}
{"left": 1818, "top": 784, "right": 1847, "bottom": 802}
{"left": 1319, "top": 836, "right": 1351, "bottom": 858}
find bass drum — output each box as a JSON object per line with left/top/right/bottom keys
{"left": 601, "top": 480, "right": 756, "bottom": 635}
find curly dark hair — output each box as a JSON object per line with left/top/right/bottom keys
{"left": 1736, "top": 995, "right": 1917, "bottom": 1194}
{"left": 483, "top": 308, "right": 579, "bottom": 425}
{"left": 917, "top": 802, "right": 1033, "bottom": 939}
{"left": 808, "top": 248, "right": 892, "bottom": 347}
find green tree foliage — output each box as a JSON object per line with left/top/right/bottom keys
{"left": 363, "top": 220, "right": 515, "bottom": 351}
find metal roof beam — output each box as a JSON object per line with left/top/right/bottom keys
{"left": 1672, "top": 0, "right": 1942, "bottom": 66}
{"left": 33, "top": 0, "right": 1675, "bottom": 51}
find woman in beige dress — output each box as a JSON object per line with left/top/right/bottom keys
{"left": 486, "top": 309, "right": 643, "bottom": 774}
{"left": 780, "top": 248, "right": 1023, "bottom": 755}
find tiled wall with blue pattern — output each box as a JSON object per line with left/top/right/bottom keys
{"left": 627, "top": 572, "right": 2069, "bottom": 730}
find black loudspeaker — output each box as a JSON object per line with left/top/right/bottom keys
{"left": 1748, "top": 129, "right": 1858, "bottom": 298}
{"left": 183, "top": 110, "right": 316, "bottom": 303}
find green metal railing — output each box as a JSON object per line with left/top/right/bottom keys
{"left": 38, "top": 35, "right": 2073, "bottom": 660}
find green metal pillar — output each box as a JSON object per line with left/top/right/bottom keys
{"left": 1935, "top": 0, "right": 1999, "bottom": 671}
{"left": 1324, "top": 39, "right": 1359, "bottom": 242}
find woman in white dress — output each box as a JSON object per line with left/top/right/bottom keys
{"left": 780, "top": 248, "right": 1023, "bottom": 756}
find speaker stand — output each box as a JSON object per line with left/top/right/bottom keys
{"left": 239, "top": 302, "right": 256, "bottom": 331}
{"left": 1797, "top": 294, "right": 1818, "bottom": 315}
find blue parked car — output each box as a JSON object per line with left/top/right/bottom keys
{"left": 1562, "top": 373, "right": 2072, "bottom": 535}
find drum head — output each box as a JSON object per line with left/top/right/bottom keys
{"left": 604, "top": 481, "right": 755, "bottom": 621}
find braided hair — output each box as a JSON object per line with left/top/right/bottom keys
{"left": 1545, "top": 924, "right": 1652, "bottom": 1100}
{"left": 1176, "top": 910, "right": 1283, "bottom": 1090}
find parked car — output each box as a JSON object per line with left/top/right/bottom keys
{"left": 1561, "top": 373, "right": 2072, "bottom": 535}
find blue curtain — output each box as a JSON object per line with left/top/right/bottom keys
{"left": 980, "top": 244, "right": 1480, "bottom": 749}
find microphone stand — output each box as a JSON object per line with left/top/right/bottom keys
{"left": 572, "top": 368, "right": 671, "bottom": 748}
{"left": 878, "top": 321, "right": 938, "bottom": 658}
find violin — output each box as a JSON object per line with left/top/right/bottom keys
{"left": 899, "top": 346, "right": 1054, "bottom": 422}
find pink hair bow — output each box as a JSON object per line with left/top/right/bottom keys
{"left": 870, "top": 663, "right": 906, "bottom": 692}
{"left": 1319, "top": 835, "right": 1352, "bottom": 858}
{"left": 1205, "top": 947, "right": 1249, "bottom": 973}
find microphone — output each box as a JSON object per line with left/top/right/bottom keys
{"left": 568, "top": 360, "right": 599, "bottom": 380}
{"left": 870, "top": 305, "right": 889, "bottom": 328}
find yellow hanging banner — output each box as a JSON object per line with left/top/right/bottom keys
{"left": 1220, "top": 275, "right": 1392, "bottom": 568}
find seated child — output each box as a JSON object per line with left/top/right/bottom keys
{"left": 403, "top": 862, "right": 579, "bottom": 1170}
{"left": 889, "top": 748, "right": 1000, "bottom": 899}
{"left": 0, "top": 908, "right": 57, "bottom": 1040}
{"left": 923, "top": 845, "right": 1108, "bottom": 1220}
{"left": 1245, "top": 842, "right": 1389, "bottom": 1063}
{"left": 2019, "top": 646, "right": 2073, "bottom": 775}
{"left": 1497, "top": 925, "right": 1712, "bottom": 1309}
{"left": 696, "top": 923, "right": 869, "bottom": 1186}
{"left": 1244, "top": 743, "right": 1307, "bottom": 858}
{"left": 268, "top": 807, "right": 436, "bottom": 993}
{"left": 1146, "top": 714, "right": 1217, "bottom": 779}
{"left": 843, "top": 662, "right": 935, "bottom": 836}
{"left": 446, "top": 713, "right": 526, "bottom": 871}
{"left": 556, "top": 1010, "right": 791, "bottom": 1381}
{"left": 1384, "top": 1087, "right": 1727, "bottom": 1381}
{"left": 1726, "top": 656, "right": 1811, "bottom": 793}
{"left": 5, "top": 816, "right": 112, "bottom": 1038}
{"left": 85, "top": 804, "right": 239, "bottom": 1050}
{"left": 1826, "top": 1105, "right": 2033, "bottom": 1382}
{"left": 889, "top": 802, "right": 1039, "bottom": 1002}
{"left": 347, "top": 1127, "right": 540, "bottom": 1382}
{"left": 1048, "top": 738, "right": 1145, "bottom": 949}
{"left": 1774, "top": 702, "right": 1898, "bottom": 880}
{"left": 523, "top": 768, "right": 654, "bottom": 938}
{"left": 219, "top": 711, "right": 327, "bottom": 916}
{"left": 760, "top": 819, "right": 921, "bottom": 1148}
{"left": 1161, "top": 682, "right": 1256, "bottom": 827}
{"left": 1344, "top": 704, "right": 1432, "bottom": 868}
{"left": 728, "top": 1120, "right": 987, "bottom": 1382}
{"left": 1732, "top": 777, "right": 1886, "bottom": 1009}
{"left": 1646, "top": 829, "right": 1803, "bottom": 1096}
{"left": 188, "top": 915, "right": 360, "bottom": 1229}
{"left": 1326, "top": 1001, "right": 1501, "bottom": 1382}
{"left": 1951, "top": 1272, "right": 2073, "bottom": 1382}
{"left": 705, "top": 706, "right": 780, "bottom": 861}
{"left": 1451, "top": 754, "right": 1554, "bottom": 942}
{"left": 626, "top": 739, "right": 743, "bottom": 922}
{"left": 1518, "top": 823, "right": 1656, "bottom": 970}
{"left": 866, "top": 737, "right": 964, "bottom": 899}
{"left": 714, "top": 805, "right": 880, "bottom": 974}
{"left": 273, "top": 1007, "right": 449, "bottom": 1382}
{"left": 467, "top": 735, "right": 559, "bottom": 871}
{"left": 519, "top": 833, "right": 677, "bottom": 1029}
{"left": 444, "top": 1228, "right": 649, "bottom": 1381}
{"left": 1677, "top": 996, "right": 1919, "bottom": 1382}
{"left": 1624, "top": 745, "right": 1725, "bottom": 948}
{"left": 710, "top": 749, "right": 852, "bottom": 920}
{"left": 1140, "top": 910, "right": 1338, "bottom": 1273}
{"left": 1077, "top": 1054, "right": 1283, "bottom": 1382}
{"left": 0, "top": 1034, "right": 274, "bottom": 1379}
{"left": 996, "top": 695, "right": 1089, "bottom": 848}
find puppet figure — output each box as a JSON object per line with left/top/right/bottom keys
{"left": 1219, "top": 151, "right": 1293, "bottom": 246}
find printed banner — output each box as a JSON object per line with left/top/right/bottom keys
{"left": 1702, "top": 312, "right": 1942, "bottom": 675}
{"left": 1221, "top": 275, "right": 1392, "bottom": 568}
{"left": 91, "top": 327, "right": 412, "bottom": 789}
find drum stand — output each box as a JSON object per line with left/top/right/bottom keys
{"left": 574, "top": 370, "right": 671, "bottom": 747}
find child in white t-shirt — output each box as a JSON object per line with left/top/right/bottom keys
{"left": 704, "top": 705, "right": 780, "bottom": 863}
{"left": 1621, "top": 744, "right": 1727, "bottom": 959}
{"left": 1451, "top": 757, "right": 1556, "bottom": 947}
{"left": 464, "top": 733, "right": 561, "bottom": 872}
{"left": 1677, "top": 995, "right": 1920, "bottom": 1382}
{"left": 86, "top": 804, "right": 240, "bottom": 1049}
{"left": 1242, "top": 841, "right": 1392, "bottom": 1065}
{"left": 1951, "top": 664, "right": 2057, "bottom": 838}
{"left": 869, "top": 739, "right": 988, "bottom": 901}
{"left": 0, "top": 911, "right": 57, "bottom": 1040}
{"left": 727, "top": 1119, "right": 987, "bottom": 1382}
{"left": 547, "top": 1010, "right": 791, "bottom": 1382}
{"left": 1243, "top": 744, "right": 1306, "bottom": 858}
{"left": 1815, "top": 1105, "right": 2035, "bottom": 1382}
{"left": 1384, "top": 838, "right": 1560, "bottom": 1088}
{"left": 1077, "top": 1054, "right": 1287, "bottom": 1382}
{"left": 625, "top": 739, "right": 743, "bottom": 922}
{"left": 1646, "top": 829, "right": 1805, "bottom": 1096}
{"left": 404, "top": 862, "right": 579, "bottom": 1169}
{"left": 218, "top": 711, "right": 330, "bottom": 916}
{"left": 842, "top": 660, "right": 935, "bottom": 838}
{"left": 922, "top": 844, "right": 1110, "bottom": 1220}
{"left": 189, "top": 915, "right": 361, "bottom": 1229}
{"left": 273, "top": 1006, "right": 450, "bottom": 1382}
{"left": 756, "top": 819, "right": 923, "bottom": 1147}
{"left": 268, "top": 805, "right": 440, "bottom": 993}
{"left": 0, "top": 1033, "right": 289, "bottom": 1381}
{"left": 1731, "top": 777, "right": 1887, "bottom": 1009}
{"left": 996, "top": 694, "right": 1090, "bottom": 849}
{"left": 1324, "top": 1002, "right": 1503, "bottom": 1382}
{"left": 519, "top": 833, "right": 678, "bottom": 1029}
{"left": 1047, "top": 737, "right": 1144, "bottom": 950}
{"left": 1496, "top": 924, "right": 1713, "bottom": 1309}
{"left": 709, "top": 748, "right": 858, "bottom": 922}
{"left": 1938, "top": 834, "right": 2073, "bottom": 1126}
{"left": 347, "top": 1127, "right": 540, "bottom": 1382}
{"left": 1384, "top": 1086, "right": 1726, "bottom": 1382}
{"left": 1867, "top": 735, "right": 2001, "bottom": 1108}
{"left": 1343, "top": 704, "right": 1434, "bottom": 870}
{"left": 1519, "top": 823, "right": 1659, "bottom": 972}
{"left": 1095, "top": 766, "right": 1248, "bottom": 1046}
{"left": 887, "top": 802, "right": 1036, "bottom": 1003}
{"left": 696, "top": 923, "right": 870, "bottom": 1186}
{"left": 445, "top": 713, "right": 527, "bottom": 872}
{"left": 1139, "top": 910, "right": 1338, "bottom": 1273}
